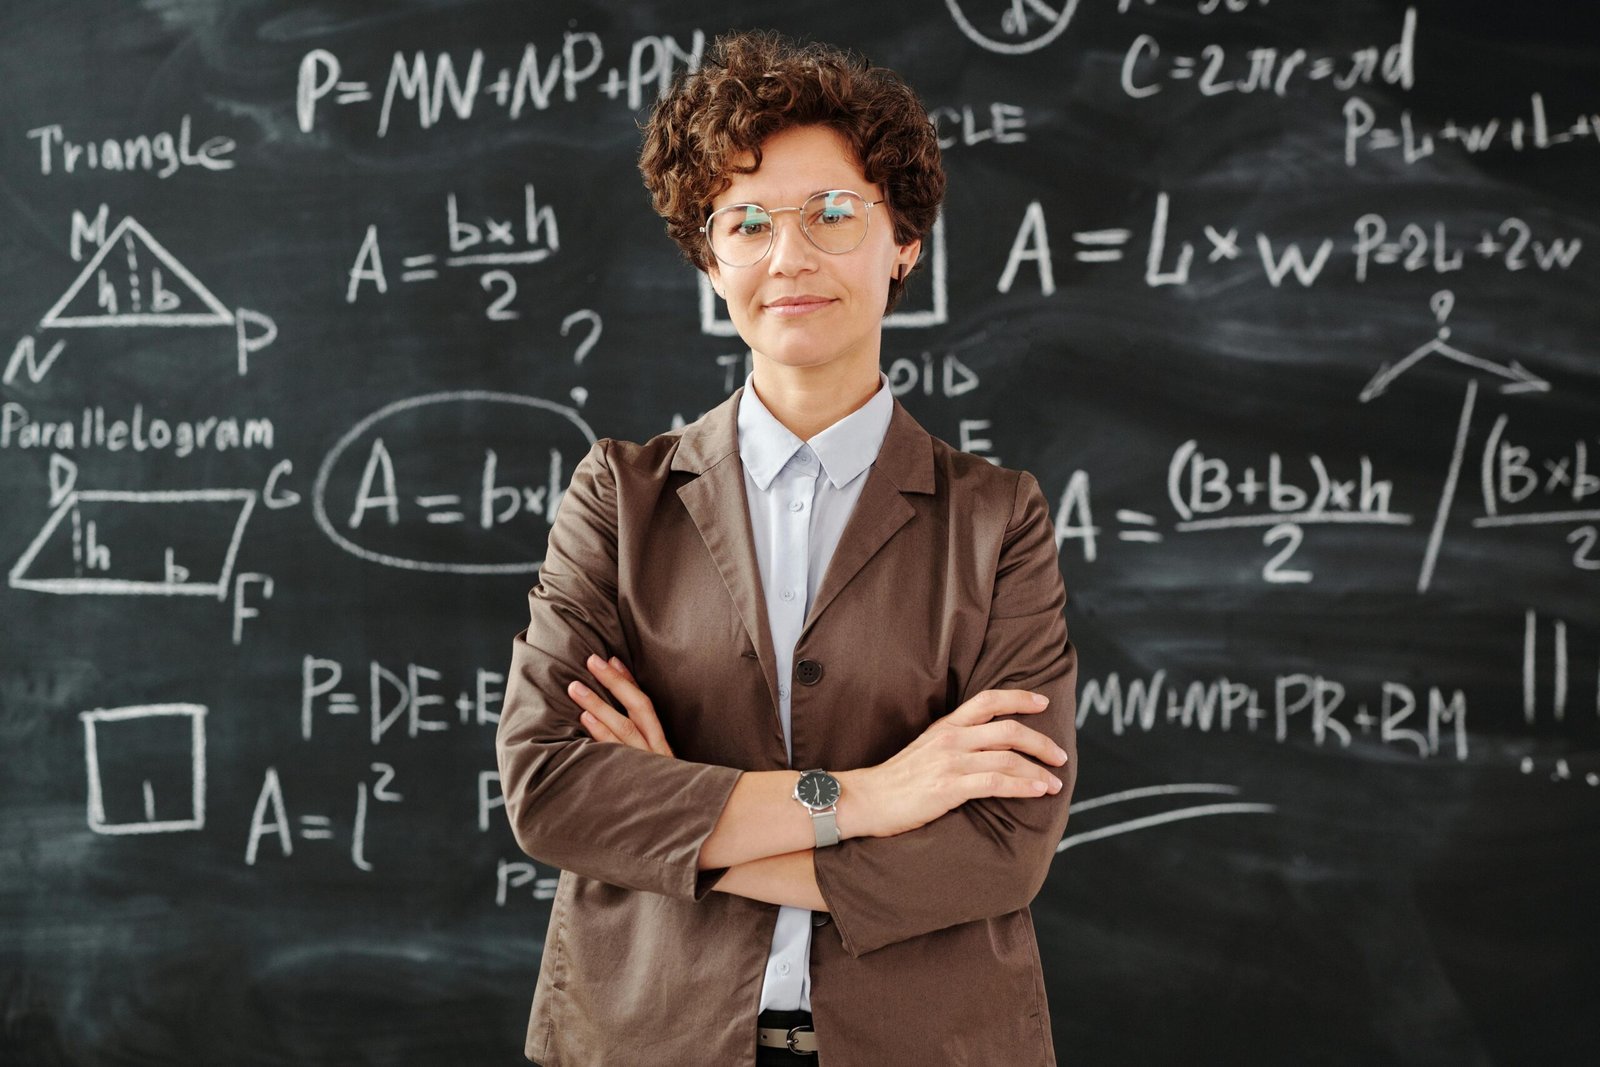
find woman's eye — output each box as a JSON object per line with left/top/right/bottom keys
{"left": 811, "top": 200, "right": 856, "bottom": 226}
{"left": 726, "top": 208, "right": 770, "bottom": 237}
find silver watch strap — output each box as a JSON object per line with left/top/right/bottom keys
{"left": 811, "top": 807, "right": 839, "bottom": 848}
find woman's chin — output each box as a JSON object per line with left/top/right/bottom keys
{"left": 751, "top": 336, "right": 879, "bottom": 371}
{"left": 750, "top": 347, "right": 836, "bottom": 371}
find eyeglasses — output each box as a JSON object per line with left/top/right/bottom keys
{"left": 701, "top": 189, "right": 884, "bottom": 268}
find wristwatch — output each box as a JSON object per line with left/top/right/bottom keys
{"left": 793, "top": 769, "right": 842, "bottom": 847}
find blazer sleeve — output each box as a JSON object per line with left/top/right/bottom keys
{"left": 495, "top": 438, "right": 744, "bottom": 901}
{"left": 811, "top": 469, "right": 1079, "bottom": 958}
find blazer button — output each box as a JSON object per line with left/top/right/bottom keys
{"left": 812, "top": 912, "right": 832, "bottom": 928}
{"left": 795, "top": 659, "right": 824, "bottom": 686}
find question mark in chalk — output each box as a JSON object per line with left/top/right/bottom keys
{"left": 1429, "top": 290, "right": 1454, "bottom": 341}
{"left": 561, "top": 309, "right": 602, "bottom": 407}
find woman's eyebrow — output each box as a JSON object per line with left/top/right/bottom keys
{"left": 726, "top": 186, "right": 860, "bottom": 205}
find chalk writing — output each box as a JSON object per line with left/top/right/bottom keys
{"left": 1078, "top": 670, "right": 1469, "bottom": 759}
{"left": 496, "top": 859, "right": 560, "bottom": 905}
{"left": 345, "top": 184, "right": 558, "bottom": 319}
{"left": 929, "top": 103, "right": 1028, "bottom": 149}
{"left": 1057, "top": 783, "right": 1277, "bottom": 853}
{"left": 301, "top": 655, "right": 504, "bottom": 745}
{"left": 1, "top": 403, "right": 274, "bottom": 455}
{"left": 1344, "top": 92, "right": 1600, "bottom": 165}
{"left": 1121, "top": 8, "right": 1416, "bottom": 99}
{"left": 1520, "top": 610, "right": 1600, "bottom": 723}
{"left": 311, "top": 391, "right": 594, "bottom": 573}
{"left": 245, "top": 763, "right": 403, "bottom": 870}
{"left": 23, "top": 211, "right": 278, "bottom": 377}
{"left": 24, "top": 116, "right": 235, "bottom": 178}
{"left": 80, "top": 704, "right": 207, "bottom": 834}
{"left": 944, "top": 0, "right": 1081, "bottom": 55}
{"left": 296, "top": 32, "right": 706, "bottom": 135}
{"left": 11, "top": 489, "right": 256, "bottom": 599}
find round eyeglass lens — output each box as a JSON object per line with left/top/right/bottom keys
{"left": 705, "top": 191, "right": 871, "bottom": 267}
{"left": 706, "top": 204, "right": 773, "bottom": 267}
{"left": 802, "top": 190, "right": 869, "bottom": 254}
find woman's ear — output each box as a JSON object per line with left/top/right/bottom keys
{"left": 706, "top": 263, "right": 724, "bottom": 298}
{"left": 895, "top": 237, "right": 923, "bottom": 284}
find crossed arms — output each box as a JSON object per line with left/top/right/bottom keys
{"left": 569, "top": 653, "right": 1068, "bottom": 914}
{"left": 495, "top": 440, "right": 1079, "bottom": 957}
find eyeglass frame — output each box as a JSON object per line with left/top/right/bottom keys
{"left": 700, "top": 189, "right": 887, "bottom": 268}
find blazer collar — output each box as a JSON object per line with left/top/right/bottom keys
{"left": 671, "top": 383, "right": 935, "bottom": 723}
{"left": 670, "top": 383, "right": 935, "bottom": 494}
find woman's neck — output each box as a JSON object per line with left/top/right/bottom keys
{"left": 749, "top": 358, "right": 882, "bottom": 441}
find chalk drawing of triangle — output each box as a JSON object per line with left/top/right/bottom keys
{"left": 40, "top": 217, "right": 234, "bottom": 329}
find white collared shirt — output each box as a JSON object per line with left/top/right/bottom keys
{"left": 735, "top": 367, "right": 894, "bottom": 1012}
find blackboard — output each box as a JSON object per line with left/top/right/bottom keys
{"left": 3, "top": 1, "right": 1598, "bottom": 1063}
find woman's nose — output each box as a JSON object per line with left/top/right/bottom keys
{"left": 766, "top": 212, "right": 817, "bottom": 275}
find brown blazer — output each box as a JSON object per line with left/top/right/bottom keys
{"left": 496, "top": 384, "right": 1079, "bottom": 1066}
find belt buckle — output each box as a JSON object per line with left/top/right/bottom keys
{"left": 786, "top": 1024, "right": 816, "bottom": 1056}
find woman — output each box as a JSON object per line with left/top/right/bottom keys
{"left": 496, "top": 29, "right": 1079, "bottom": 1066}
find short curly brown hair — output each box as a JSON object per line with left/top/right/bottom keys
{"left": 637, "top": 29, "right": 946, "bottom": 314}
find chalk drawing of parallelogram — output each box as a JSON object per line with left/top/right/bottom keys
{"left": 698, "top": 211, "right": 949, "bottom": 336}
{"left": 40, "top": 216, "right": 234, "bottom": 328}
{"left": 80, "top": 704, "right": 206, "bottom": 834}
{"left": 9, "top": 489, "right": 255, "bottom": 597}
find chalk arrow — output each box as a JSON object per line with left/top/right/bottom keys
{"left": 1360, "top": 336, "right": 1550, "bottom": 402}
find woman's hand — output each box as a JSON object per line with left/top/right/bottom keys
{"left": 567, "top": 653, "right": 675, "bottom": 758}
{"left": 838, "top": 688, "right": 1068, "bottom": 840}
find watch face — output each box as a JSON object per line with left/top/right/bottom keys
{"left": 797, "top": 771, "right": 840, "bottom": 808}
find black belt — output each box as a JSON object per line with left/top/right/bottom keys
{"left": 757, "top": 1007, "right": 817, "bottom": 1055}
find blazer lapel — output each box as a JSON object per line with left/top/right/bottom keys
{"left": 798, "top": 397, "right": 935, "bottom": 644}
{"left": 673, "top": 390, "right": 783, "bottom": 720}
{"left": 671, "top": 385, "right": 937, "bottom": 718}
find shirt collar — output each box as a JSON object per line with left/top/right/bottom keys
{"left": 736, "top": 368, "right": 894, "bottom": 491}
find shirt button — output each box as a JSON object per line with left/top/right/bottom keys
{"left": 778, "top": 962, "right": 791, "bottom": 976}
{"left": 789, "top": 500, "right": 804, "bottom": 512}
{"left": 779, "top": 683, "right": 789, "bottom": 699}
{"left": 795, "top": 659, "right": 824, "bottom": 686}
{"left": 781, "top": 588, "right": 795, "bottom": 601}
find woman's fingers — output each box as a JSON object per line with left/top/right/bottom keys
{"left": 957, "top": 770, "right": 1060, "bottom": 799}
{"left": 586, "top": 654, "right": 673, "bottom": 755}
{"left": 570, "top": 653, "right": 675, "bottom": 758}
{"left": 568, "top": 679, "right": 647, "bottom": 749}
{"left": 944, "top": 688, "right": 1051, "bottom": 727}
{"left": 577, "top": 705, "right": 623, "bottom": 744}
{"left": 959, "top": 717, "right": 1070, "bottom": 767}
{"left": 959, "top": 749, "right": 1063, "bottom": 794}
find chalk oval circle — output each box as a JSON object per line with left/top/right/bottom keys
{"left": 312, "top": 391, "right": 596, "bottom": 574}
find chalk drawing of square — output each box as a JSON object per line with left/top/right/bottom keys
{"left": 698, "top": 211, "right": 948, "bottom": 336}
{"left": 9, "top": 489, "right": 255, "bottom": 598}
{"left": 80, "top": 704, "right": 207, "bottom": 834}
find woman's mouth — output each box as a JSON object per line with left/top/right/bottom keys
{"left": 764, "top": 298, "right": 835, "bottom": 317}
